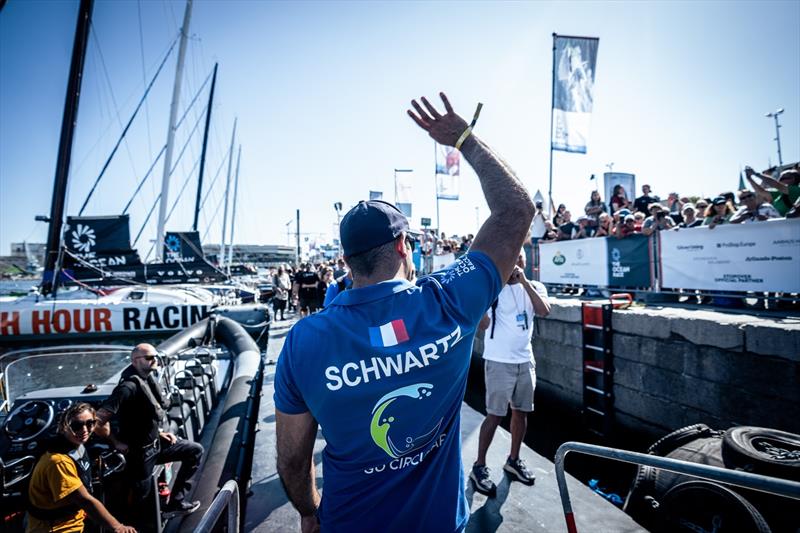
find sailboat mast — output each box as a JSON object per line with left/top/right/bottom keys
{"left": 227, "top": 145, "right": 241, "bottom": 274}
{"left": 41, "top": 0, "right": 94, "bottom": 295}
{"left": 220, "top": 118, "right": 237, "bottom": 267}
{"left": 155, "top": 0, "right": 193, "bottom": 261}
{"left": 193, "top": 62, "right": 218, "bottom": 232}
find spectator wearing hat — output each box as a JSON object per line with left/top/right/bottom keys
{"left": 694, "top": 198, "right": 709, "bottom": 214}
{"left": 642, "top": 203, "right": 675, "bottom": 236}
{"left": 574, "top": 215, "right": 595, "bottom": 239}
{"left": 274, "top": 92, "right": 535, "bottom": 533}
{"left": 616, "top": 214, "right": 638, "bottom": 238}
{"left": 730, "top": 189, "right": 780, "bottom": 223}
{"left": 678, "top": 204, "right": 702, "bottom": 228}
{"left": 633, "top": 211, "right": 646, "bottom": 232}
{"left": 703, "top": 196, "right": 735, "bottom": 229}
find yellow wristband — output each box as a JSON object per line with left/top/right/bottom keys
{"left": 454, "top": 126, "right": 472, "bottom": 151}
{"left": 454, "top": 102, "right": 484, "bottom": 151}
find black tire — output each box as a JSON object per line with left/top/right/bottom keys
{"left": 722, "top": 426, "right": 800, "bottom": 481}
{"left": 656, "top": 480, "right": 772, "bottom": 533}
{"left": 647, "top": 423, "right": 716, "bottom": 456}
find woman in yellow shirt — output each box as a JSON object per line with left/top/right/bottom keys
{"left": 26, "top": 402, "right": 135, "bottom": 533}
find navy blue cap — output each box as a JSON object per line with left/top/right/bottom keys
{"left": 340, "top": 200, "right": 409, "bottom": 257}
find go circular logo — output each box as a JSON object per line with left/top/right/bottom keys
{"left": 552, "top": 251, "right": 566, "bottom": 265}
{"left": 369, "top": 383, "right": 443, "bottom": 459}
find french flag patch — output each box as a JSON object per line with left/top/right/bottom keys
{"left": 369, "top": 319, "right": 410, "bottom": 347}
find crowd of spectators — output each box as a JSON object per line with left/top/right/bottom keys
{"left": 530, "top": 164, "right": 800, "bottom": 242}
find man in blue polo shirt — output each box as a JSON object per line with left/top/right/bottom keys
{"left": 275, "top": 92, "right": 535, "bottom": 533}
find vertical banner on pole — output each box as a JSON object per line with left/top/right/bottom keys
{"left": 551, "top": 35, "right": 599, "bottom": 154}
{"left": 435, "top": 142, "right": 460, "bottom": 200}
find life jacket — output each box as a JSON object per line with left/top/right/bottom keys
{"left": 26, "top": 435, "right": 92, "bottom": 522}
{"left": 119, "top": 367, "right": 169, "bottom": 427}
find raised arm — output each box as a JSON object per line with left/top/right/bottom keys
{"left": 408, "top": 93, "right": 534, "bottom": 283}
{"left": 276, "top": 409, "right": 321, "bottom": 533}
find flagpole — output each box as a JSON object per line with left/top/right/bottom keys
{"left": 547, "top": 32, "right": 557, "bottom": 217}
{"left": 434, "top": 141, "right": 441, "bottom": 234}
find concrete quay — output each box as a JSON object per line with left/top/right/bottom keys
{"left": 530, "top": 298, "right": 800, "bottom": 439}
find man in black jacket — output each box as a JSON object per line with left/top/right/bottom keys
{"left": 96, "top": 344, "right": 203, "bottom": 524}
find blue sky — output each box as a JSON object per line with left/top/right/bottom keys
{"left": 1, "top": 0, "right": 798, "bottom": 258}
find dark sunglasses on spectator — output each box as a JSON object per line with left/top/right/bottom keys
{"left": 405, "top": 236, "right": 417, "bottom": 252}
{"left": 136, "top": 354, "right": 157, "bottom": 361}
{"left": 70, "top": 419, "right": 97, "bottom": 433}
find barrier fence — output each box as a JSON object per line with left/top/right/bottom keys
{"left": 534, "top": 219, "right": 800, "bottom": 295}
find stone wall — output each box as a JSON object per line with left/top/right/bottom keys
{"left": 527, "top": 299, "right": 800, "bottom": 439}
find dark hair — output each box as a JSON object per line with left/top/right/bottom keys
{"left": 345, "top": 239, "right": 397, "bottom": 277}
{"left": 704, "top": 201, "right": 734, "bottom": 218}
{"left": 58, "top": 402, "right": 95, "bottom": 436}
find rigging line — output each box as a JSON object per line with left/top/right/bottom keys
{"left": 175, "top": 68, "right": 212, "bottom": 130}
{"left": 133, "top": 192, "right": 161, "bottom": 247}
{"left": 164, "top": 154, "right": 202, "bottom": 224}
{"left": 88, "top": 23, "right": 144, "bottom": 194}
{"left": 77, "top": 33, "right": 179, "bottom": 216}
{"left": 177, "top": 232, "right": 229, "bottom": 278}
{"left": 122, "top": 143, "right": 167, "bottom": 215}
{"left": 137, "top": 0, "right": 153, "bottom": 159}
{"left": 198, "top": 150, "right": 230, "bottom": 212}
{"left": 202, "top": 192, "right": 227, "bottom": 243}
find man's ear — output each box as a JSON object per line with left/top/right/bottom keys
{"left": 394, "top": 235, "right": 408, "bottom": 258}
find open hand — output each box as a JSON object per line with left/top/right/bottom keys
{"left": 407, "top": 92, "right": 469, "bottom": 147}
{"left": 160, "top": 432, "right": 178, "bottom": 445}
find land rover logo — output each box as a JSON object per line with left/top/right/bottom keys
{"left": 553, "top": 252, "right": 566, "bottom": 265}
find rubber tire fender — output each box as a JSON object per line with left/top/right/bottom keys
{"left": 647, "top": 423, "right": 717, "bottom": 456}
{"left": 655, "top": 480, "right": 772, "bottom": 533}
{"left": 721, "top": 426, "right": 800, "bottom": 481}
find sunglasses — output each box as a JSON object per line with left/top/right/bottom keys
{"left": 405, "top": 235, "right": 417, "bottom": 252}
{"left": 740, "top": 194, "right": 755, "bottom": 200}
{"left": 69, "top": 419, "right": 97, "bottom": 433}
{"left": 136, "top": 355, "right": 158, "bottom": 361}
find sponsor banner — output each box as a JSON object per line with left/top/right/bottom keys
{"left": 63, "top": 215, "right": 143, "bottom": 269}
{"left": 539, "top": 238, "right": 608, "bottom": 286}
{"left": 660, "top": 219, "right": 800, "bottom": 293}
{"left": 164, "top": 231, "right": 204, "bottom": 263}
{"left": 607, "top": 235, "right": 651, "bottom": 288}
{"left": 0, "top": 303, "right": 210, "bottom": 338}
{"left": 552, "top": 35, "right": 599, "bottom": 153}
{"left": 435, "top": 142, "right": 460, "bottom": 200}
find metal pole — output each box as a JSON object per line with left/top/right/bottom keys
{"left": 155, "top": 0, "right": 193, "bottom": 261}
{"left": 220, "top": 119, "right": 237, "bottom": 267}
{"left": 227, "top": 145, "right": 241, "bottom": 274}
{"left": 41, "top": 0, "right": 94, "bottom": 294}
{"left": 296, "top": 209, "right": 301, "bottom": 265}
{"left": 194, "top": 63, "right": 218, "bottom": 231}
{"left": 766, "top": 108, "right": 784, "bottom": 167}
{"left": 547, "top": 33, "right": 557, "bottom": 217}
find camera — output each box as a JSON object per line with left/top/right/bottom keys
{"left": 656, "top": 211, "right": 666, "bottom": 220}
{"left": 535, "top": 201, "right": 543, "bottom": 209}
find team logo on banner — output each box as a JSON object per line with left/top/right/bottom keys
{"left": 71, "top": 224, "right": 97, "bottom": 253}
{"left": 552, "top": 35, "right": 600, "bottom": 154}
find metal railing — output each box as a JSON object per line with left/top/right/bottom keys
{"left": 193, "top": 479, "right": 240, "bottom": 533}
{"left": 554, "top": 441, "right": 800, "bottom": 533}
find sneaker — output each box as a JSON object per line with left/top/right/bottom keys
{"left": 162, "top": 500, "right": 201, "bottom": 518}
{"left": 469, "top": 463, "right": 497, "bottom": 497}
{"left": 504, "top": 457, "right": 535, "bottom": 485}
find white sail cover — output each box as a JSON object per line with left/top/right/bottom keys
{"left": 551, "top": 35, "right": 599, "bottom": 154}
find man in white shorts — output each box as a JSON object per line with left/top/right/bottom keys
{"left": 470, "top": 251, "right": 550, "bottom": 496}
